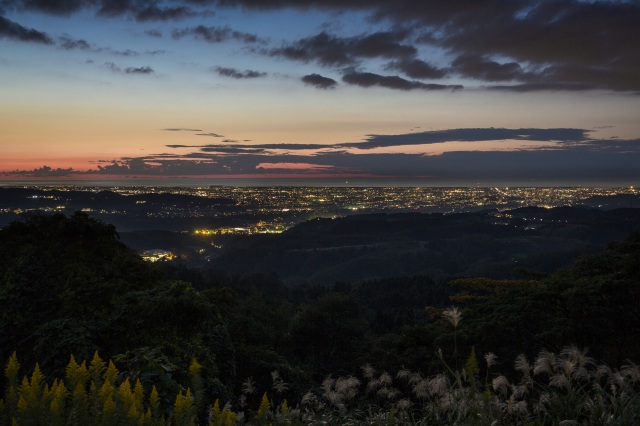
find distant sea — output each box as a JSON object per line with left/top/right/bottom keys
{"left": 0, "top": 177, "right": 636, "bottom": 188}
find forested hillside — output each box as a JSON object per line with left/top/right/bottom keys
{"left": 210, "top": 207, "right": 640, "bottom": 283}
{"left": 1, "top": 212, "right": 639, "bottom": 424}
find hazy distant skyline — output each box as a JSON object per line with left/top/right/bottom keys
{"left": 1, "top": 0, "right": 639, "bottom": 184}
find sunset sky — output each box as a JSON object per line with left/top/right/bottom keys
{"left": 1, "top": 0, "right": 639, "bottom": 184}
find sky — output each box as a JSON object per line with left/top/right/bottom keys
{"left": 1, "top": 0, "right": 639, "bottom": 185}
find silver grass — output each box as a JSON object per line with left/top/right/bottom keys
{"left": 561, "top": 345, "right": 593, "bottom": 368}
{"left": 271, "top": 370, "right": 289, "bottom": 394}
{"left": 272, "top": 370, "right": 289, "bottom": 394}
{"left": 387, "top": 387, "right": 401, "bottom": 401}
{"left": 549, "top": 373, "right": 571, "bottom": 390}
{"left": 379, "top": 371, "right": 393, "bottom": 387}
{"left": 595, "top": 364, "right": 611, "bottom": 382}
{"left": 513, "top": 383, "right": 530, "bottom": 399}
{"left": 539, "top": 392, "right": 551, "bottom": 407}
{"left": 287, "top": 408, "right": 300, "bottom": 419}
{"left": 238, "top": 394, "right": 247, "bottom": 409}
{"left": 560, "top": 359, "right": 576, "bottom": 378}
{"left": 609, "top": 383, "right": 618, "bottom": 397}
{"left": 301, "top": 391, "right": 316, "bottom": 407}
{"left": 513, "top": 379, "right": 532, "bottom": 405}
{"left": 377, "top": 386, "right": 390, "bottom": 399}
{"left": 438, "top": 394, "right": 454, "bottom": 411}
{"left": 514, "top": 354, "right": 532, "bottom": 375}
{"left": 322, "top": 376, "right": 335, "bottom": 395}
{"left": 499, "top": 394, "right": 528, "bottom": 416}
{"left": 335, "top": 376, "right": 360, "bottom": 401}
{"left": 591, "top": 381, "right": 604, "bottom": 394}
{"left": 367, "top": 377, "right": 380, "bottom": 392}
{"left": 273, "top": 379, "right": 289, "bottom": 394}
{"left": 327, "top": 390, "right": 342, "bottom": 407}
{"left": 339, "top": 375, "right": 361, "bottom": 392}
{"left": 533, "top": 350, "right": 556, "bottom": 376}
{"left": 241, "top": 377, "right": 256, "bottom": 395}
{"left": 621, "top": 360, "right": 640, "bottom": 383}
{"left": 408, "top": 372, "right": 423, "bottom": 385}
{"left": 484, "top": 352, "right": 498, "bottom": 369}
{"left": 396, "top": 398, "right": 412, "bottom": 411}
{"left": 361, "top": 363, "right": 375, "bottom": 380}
{"left": 396, "top": 367, "right": 412, "bottom": 381}
{"left": 443, "top": 306, "right": 462, "bottom": 328}
{"left": 368, "top": 412, "right": 387, "bottom": 422}
{"left": 492, "top": 375, "right": 510, "bottom": 396}
{"left": 572, "top": 364, "right": 590, "bottom": 381}
{"left": 455, "top": 394, "right": 470, "bottom": 416}
{"left": 428, "top": 374, "right": 449, "bottom": 397}
{"left": 412, "top": 379, "right": 429, "bottom": 399}
{"left": 608, "top": 371, "right": 626, "bottom": 390}
{"left": 514, "top": 400, "right": 528, "bottom": 416}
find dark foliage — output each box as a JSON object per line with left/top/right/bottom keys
{"left": 0, "top": 211, "right": 638, "bottom": 417}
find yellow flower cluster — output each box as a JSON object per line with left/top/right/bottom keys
{"left": 0, "top": 352, "right": 207, "bottom": 426}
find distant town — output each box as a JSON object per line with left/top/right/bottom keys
{"left": 2, "top": 185, "right": 638, "bottom": 232}
{"left": 2, "top": 185, "right": 639, "bottom": 267}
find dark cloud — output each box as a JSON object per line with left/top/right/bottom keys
{"left": 2, "top": 0, "right": 638, "bottom": 93}
{"left": 125, "top": 66, "right": 154, "bottom": 74}
{"left": 167, "top": 129, "right": 590, "bottom": 153}
{"left": 270, "top": 32, "right": 351, "bottom": 66}
{"left": 211, "top": 0, "right": 640, "bottom": 92}
{"left": 487, "top": 83, "right": 593, "bottom": 92}
{"left": 451, "top": 54, "right": 524, "bottom": 82}
{"left": 195, "top": 132, "right": 224, "bottom": 137}
{"left": 351, "top": 30, "right": 415, "bottom": 59}
{"left": 270, "top": 30, "right": 415, "bottom": 67}
{"left": 191, "top": 146, "right": 266, "bottom": 154}
{"left": 6, "top": 124, "right": 638, "bottom": 182}
{"left": 214, "top": 66, "right": 267, "bottom": 79}
{"left": 342, "top": 71, "right": 462, "bottom": 91}
{"left": 103, "top": 61, "right": 121, "bottom": 72}
{"left": 302, "top": 73, "right": 338, "bottom": 89}
{"left": 172, "top": 25, "right": 262, "bottom": 44}
{"left": 163, "top": 128, "right": 203, "bottom": 132}
{"left": 145, "top": 29, "right": 162, "bottom": 38}
{"left": 82, "top": 136, "right": 640, "bottom": 182}
{"left": 134, "top": 5, "right": 195, "bottom": 22}
{"left": 208, "top": 143, "right": 330, "bottom": 151}
{"left": 343, "top": 128, "right": 591, "bottom": 149}
{"left": 0, "top": 15, "right": 53, "bottom": 44}
{"left": 385, "top": 58, "right": 447, "bottom": 79}
{"left": 556, "top": 138, "right": 640, "bottom": 153}
{"left": 59, "top": 34, "right": 91, "bottom": 50}
{"left": 95, "top": 1, "right": 195, "bottom": 22}
{"left": 3, "top": 165, "right": 74, "bottom": 177}
{"left": 113, "top": 48, "right": 140, "bottom": 56}
{"left": 18, "top": 0, "right": 86, "bottom": 15}
{"left": 103, "top": 62, "right": 153, "bottom": 74}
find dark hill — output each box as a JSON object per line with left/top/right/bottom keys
{"left": 209, "top": 207, "right": 640, "bottom": 284}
